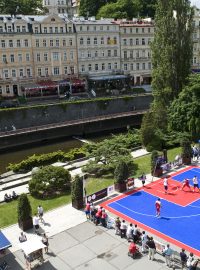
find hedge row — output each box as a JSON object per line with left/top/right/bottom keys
{"left": 7, "top": 148, "right": 86, "bottom": 173}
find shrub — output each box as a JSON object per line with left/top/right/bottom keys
{"left": 29, "top": 165, "right": 71, "bottom": 198}
{"left": 114, "top": 160, "right": 129, "bottom": 184}
{"left": 17, "top": 193, "right": 32, "bottom": 222}
{"left": 181, "top": 138, "right": 192, "bottom": 159}
{"left": 71, "top": 175, "right": 83, "bottom": 201}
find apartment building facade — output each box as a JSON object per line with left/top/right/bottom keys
{"left": 0, "top": 14, "right": 77, "bottom": 97}
{"left": 43, "top": 0, "right": 76, "bottom": 18}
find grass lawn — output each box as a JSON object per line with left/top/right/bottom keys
{"left": 0, "top": 193, "right": 71, "bottom": 229}
{"left": 0, "top": 147, "right": 182, "bottom": 229}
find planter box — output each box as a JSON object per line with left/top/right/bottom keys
{"left": 72, "top": 198, "right": 84, "bottom": 210}
{"left": 114, "top": 182, "right": 127, "bottom": 193}
{"left": 18, "top": 217, "right": 33, "bottom": 231}
{"left": 182, "top": 157, "right": 191, "bottom": 165}
{"left": 152, "top": 168, "right": 163, "bottom": 177}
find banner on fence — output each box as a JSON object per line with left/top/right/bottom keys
{"left": 86, "top": 188, "right": 108, "bottom": 203}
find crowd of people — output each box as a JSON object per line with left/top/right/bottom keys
{"left": 85, "top": 203, "right": 108, "bottom": 227}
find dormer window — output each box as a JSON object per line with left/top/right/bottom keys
{"left": 7, "top": 26, "right": 12, "bottom": 32}
{"left": 35, "top": 27, "right": 39, "bottom": 33}
{"left": 16, "top": 26, "right": 20, "bottom": 32}
{"left": 51, "top": 18, "right": 55, "bottom": 22}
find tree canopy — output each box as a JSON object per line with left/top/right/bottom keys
{"left": 0, "top": 0, "right": 44, "bottom": 15}
{"left": 168, "top": 74, "right": 200, "bottom": 140}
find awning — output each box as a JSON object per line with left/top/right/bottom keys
{"left": 22, "top": 83, "right": 42, "bottom": 91}
{"left": 58, "top": 79, "right": 70, "bottom": 86}
{"left": 71, "top": 79, "right": 85, "bottom": 86}
{"left": 38, "top": 81, "right": 57, "bottom": 89}
{"left": 20, "top": 239, "right": 46, "bottom": 256}
{"left": 89, "top": 75, "right": 128, "bottom": 81}
{"left": 192, "top": 69, "right": 200, "bottom": 73}
{"left": 0, "top": 231, "right": 12, "bottom": 251}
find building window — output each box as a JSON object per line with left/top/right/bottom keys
{"left": 142, "top": 38, "right": 145, "bottom": 45}
{"left": 63, "top": 39, "right": 66, "bottom": 46}
{"left": 114, "top": 62, "right": 118, "bottom": 69}
{"left": 70, "top": 66, "right": 74, "bottom": 74}
{"left": 130, "top": 51, "right": 133, "bottom": 59}
{"left": 142, "top": 63, "right": 145, "bottom": 70}
{"left": 10, "top": 54, "right": 15, "bottom": 62}
{"left": 94, "top": 37, "right": 97, "bottom": 45}
{"left": 35, "top": 27, "right": 39, "bottom": 33}
{"left": 24, "top": 39, "right": 29, "bottom": 47}
{"left": 17, "top": 40, "right": 21, "bottom": 47}
{"left": 19, "top": 69, "right": 24, "bottom": 77}
{"left": 100, "top": 26, "right": 103, "bottom": 31}
{"left": 50, "top": 40, "right": 54, "bottom": 46}
{"left": 81, "top": 65, "right": 85, "bottom": 72}
{"left": 87, "top": 26, "right": 89, "bottom": 31}
{"left": 64, "top": 67, "right": 67, "bottom": 74}
{"left": 0, "top": 26, "right": 3, "bottom": 33}
{"left": 68, "top": 27, "right": 72, "bottom": 33}
{"left": 43, "top": 39, "right": 47, "bottom": 47}
{"left": 107, "top": 37, "right": 110, "bottom": 45}
{"left": 136, "top": 50, "right": 139, "bottom": 58}
{"left": 7, "top": 26, "right": 12, "bottom": 32}
{"left": 69, "top": 39, "right": 72, "bottom": 46}
{"left": 1, "top": 40, "right": 5, "bottom": 48}
{"left": 81, "top": 51, "right": 84, "bottom": 58}
{"left": 123, "top": 28, "right": 126, "bottom": 33}
{"left": 53, "top": 67, "right": 60, "bottom": 75}
{"left": 44, "top": 53, "right": 48, "bottom": 61}
{"left": 95, "top": 51, "right": 98, "bottom": 57}
{"left": 22, "top": 26, "right": 26, "bottom": 32}
{"left": 88, "top": 64, "right": 92, "bottom": 71}
{"left": 124, "top": 51, "right": 127, "bottom": 59}
{"left": 148, "top": 38, "right": 151, "bottom": 45}
{"left": 36, "top": 39, "right": 39, "bottom": 47}
{"left": 63, "top": 52, "right": 67, "bottom": 61}
{"left": 136, "top": 63, "right": 140, "bottom": 70}
{"left": 93, "top": 26, "right": 96, "bottom": 31}
{"left": 12, "top": 69, "right": 16, "bottom": 77}
{"left": 45, "top": 68, "right": 49, "bottom": 76}
{"left": 56, "top": 39, "right": 59, "bottom": 47}
{"left": 70, "top": 51, "right": 74, "bottom": 60}
{"left": 101, "top": 37, "right": 104, "bottom": 45}
{"left": 130, "top": 63, "right": 133, "bottom": 70}
{"left": 44, "top": 27, "right": 47, "bottom": 33}
{"left": 130, "top": 39, "right": 133, "bottom": 46}
{"left": 108, "top": 63, "right": 111, "bottom": 70}
{"left": 136, "top": 28, "right": 138, "bottom": 33}
{"left": 148, "top": 28, "right": 151, "bottom": 33}
{"left": 0, "top": 86, "right": 2, "bottom": 94}
{"left": 123, "top": 39, "right": 127, "bottom": 46}
{"left": 6, "top": 85, "right": 10, "bottom": 93}
{"left": 9, "top": 40, "right": 13, "bottom": 47}
{"left": 37, "top": 68, "right": 42, "bottom": 76}
{"left": 102, "top": 51, "right": 105, "bottom": 57}
{"left": 108, "top": 50, "right": 111, "bottom": 57}
{"left": 60, "top": 27, "right": 63, "bottom": 33}
{"left": 27, "top": 68, "right": 31, "bottom": 77}
{"left": 87, "top": 38, "right": 90, "bottom": 45}
{"left": 80, "top": 38, "right": 84, "bottom": 45}
{"left": 4, "top": 70, "right": 9, "bottom": 78}
{"left": 80, "top": 26, "right": 82, "bottom": 31}
{"left": 148, "top": 62, "right": 151, "bottom": 70}
{"left": 26, "top": 53, "right": 30, "bottom": 61}
{"left": 114, "top": 50, "right": 117, "bottom": 57}
{"left": 55, "top": 27, "right": 58, "bottom": 33}
{"left": 36, "top": 53, "right": 40, "bottom": 62}
{"left": 136, "top": 38, "right": 139, "bottom": 45}
{"left": 49, "top": 27, "right": 53, "bottom": 33}
{"left": 2, "top": 55, "right": 7, "bottom": 63}
{"left": 53, "top": 52, "right": 59, "bottom": 61}
{"left": 88, "top": 51, "right": 91, "bottom": 58}
{"left": 107, "top": 26, "right": 109, "bottom": 30}
{"left": 102, "top": 63, "right": 105, "bottom": 70}
{"left": 95, "top": 64, "right": 98, "bottom": 71}
{"left": 124, "top": 63, "right": 128, "bottom": 71}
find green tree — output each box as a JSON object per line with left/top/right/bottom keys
{"left": 168, "top": 74, "right": 200, "bottom": 140}
{"left": 71, "top": 175, "right": 84, "bottom": 209}
{"left": 18, "top": 193, "right": 32, "bottom": 222}
{"left": 151, "top": 0, "right": 193, "bottom": 106}
{"left": 97, "top": 0, "right": 140, "bottom": 20}
{"left": 0, "top": 0, "right": 44, "bottom": 15}
{"left": 79, "top": 0, "right": 107, "bottom": 17}
{"left": 139, "top": 0, "right": 156, "bottom": 18}
{"left": 29, "top": 165, "right": 71, "bottom": 198}
{"left": 114, "top": 160, "right": 129, "bottom": 184}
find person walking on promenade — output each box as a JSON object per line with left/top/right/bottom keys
{"left": 180, "top": 248, "right": 187, "bottom": 269}
{"left": 42, "top": 233, "right": 49, "bottom": 253}
{"left": 140, "top": 173, "right": 146, "bottom": 187}
{"left": 19, "top": 232, "right": 27, "bottom": 243}
{"left": 146, "top": 237, "right": 156, "bottom": 260}
{"left": 162, "top": 244, "right": 173, "bottom": 268}
{"left": 155, "top": 198, "right": 162, "bottom": 217}
{"left": 37, "top": 205, "right": 44, "bottom": 223}
{"left": 33, "top": 213, "right": 40, "bottom": 235}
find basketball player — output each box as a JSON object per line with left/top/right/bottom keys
{"left": 163, "top": 177, "right": 168, "bottom": 194}
{"left": 192, "top": 176, "right": 200, "bottom": 192}
{"left": 181, "top": 178, "right": 192, "bottom": 191}
{"left": 155, "top": 198, "right": 161, "bottom": 217}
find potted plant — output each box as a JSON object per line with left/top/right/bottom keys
{"left": 18, "top": 193, "right": 33, "bottom": 231}
{"left": 181, "top": 138, "right": 192, "bottom": 165}
{"left": 114, "top": 161, "right": 129, "bottom": 192}
{"left": 151, "top": 150, "right": 163, "bottom": 177}
{"left": 71, "top": 175, "right": 84, "bottom": 209}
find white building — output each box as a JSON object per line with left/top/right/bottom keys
{"left": 43, "top": 0, "right": 75, "bottom": 17}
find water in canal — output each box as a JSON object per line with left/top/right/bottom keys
{"left": 0, "top": 131, "right": 122, "bottom": 174}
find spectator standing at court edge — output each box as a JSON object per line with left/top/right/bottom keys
{"left": 141, "top": 231, "right": 148, "bottom": 253}
{"left": 101, "top": 209, "right": 107, "bottom": 227}
{"left": 140, "top": 173, "right": 146, "bottom": 187}
{"left": 84, "top": 202, "right": 90, "bottom": 220}
{"left": 180, "top": 248, "right": 187, "bottom": 269}
{"left": 163, "top": 244, "right": 173, "bottom": 267}
{"left": 120, "top": 220, "right": 127, "bottom": 238}
{"left": 187, "top": 253, "right": 194, "bottom": 268}
{"left": 115, "top": 217, "right": 121, "bottom": 235}
{"left": 37, "top": 205, "right": 44, "bottom": 223}
{"left": 126, "top": 223, "right": 133, "bottom": 242}
{"left": 42, "top": 233, "right": 49, "bottom": 253}
{"left": 146, "top": 237, "right": 156, "bottom": 260}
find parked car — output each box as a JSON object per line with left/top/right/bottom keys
{"left": 0, "top": 100, "right": 19, "bottom": 108}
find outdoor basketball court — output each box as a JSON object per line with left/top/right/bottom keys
{"left": 101, "top": 166, "right": 200, "bottom": 256}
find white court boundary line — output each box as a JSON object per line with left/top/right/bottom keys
{"left": 113, "top": 201, "right": 200, "bottom": 219}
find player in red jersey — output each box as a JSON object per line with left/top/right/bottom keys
{"left": 155, "top": 198, "right": 161, "bottom": 217}
{"left": 181, "top": 178, "right": 192, "bottom": 191}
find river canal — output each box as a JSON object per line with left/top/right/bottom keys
{"left": 0, "top": 131, "right": 122, "bottom": 174}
